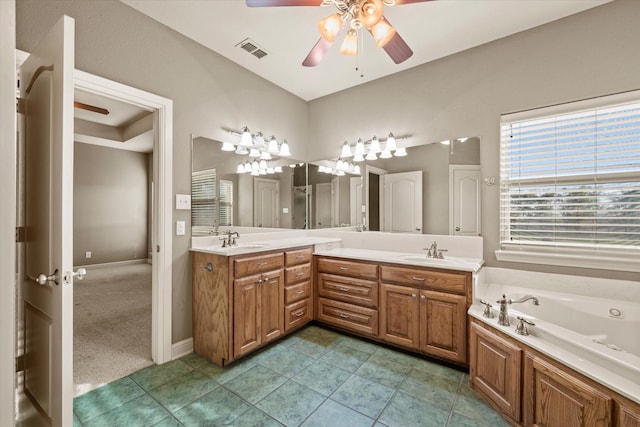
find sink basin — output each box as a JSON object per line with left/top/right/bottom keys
{"left": 233, "top": 243, "right": 270, "bottom": 249}
{"left": 395, "top": 255, "right": 461, "bottom": 266}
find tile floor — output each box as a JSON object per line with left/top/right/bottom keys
{"left": 71, "top": 326, "right": 510, "bottom": 426}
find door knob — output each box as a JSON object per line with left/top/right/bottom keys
{"left": 455, "top": 226, "right": 461, "bottom": 231}
{"left": 64, "top": 268, "right": 87, "bottom": 284}
{"left": 34, "top": 269, "right": 59, "bottom": 286}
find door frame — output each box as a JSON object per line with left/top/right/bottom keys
{"left": 15, "top": 50, "right": 174, "bottom": 366}
{"left": 1, "top": 2, "right": 17, "bottom": 425}
{"left": 364, "top": 165, "right": 387, "bottom": 231}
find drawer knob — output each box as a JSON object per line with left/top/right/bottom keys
{"left": 412, "top": 276, "right": 425, "bottom": 281}
{"left": 296, "top": 272, "right": 305, "bottom": 276}
{"left": 338, "top": 287, "right": 349, "bottom": 292}
{"left": 339, "top": 313, "right": 350, "bottom": 319}
{"left": 339, "top": 267, "right": 349, "bottom": 271}
{"left": 258, "top": 262, "right": 269, "bottom": 267}
{"left": 296, "top": 290, "right": 305, "bottom": 295}
{"left": 294, "top": 311, "right": 305, "bottom": 317}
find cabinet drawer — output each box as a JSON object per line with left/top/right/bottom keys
{"left": 380, "top": 265, "right": 467, "bottom": 294}
{"left": 284, "top": 280, "right": 311, "bottom": 305}
{"left": 285, "top": 247, "right": 313, "bottom": 266}
{"left": 285, "top": 263, "right": 311, "bottom": 285}
{"left": 285, "top": 298, "right": 311, "bottom": 332}
{"left": 317, "top": 297, "right": 378, "bottom": 337}
{"left": 234, "top": 253, "right": 284, "bottom": 277}
{"left": 317, "top": 258, "right": 378, "bottom": 280}
{"left": 318, "top": 273, "right": 378, "bottom": 308}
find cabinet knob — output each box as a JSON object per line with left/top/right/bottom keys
{"left": 412, "top": 276, "right": 425, "bottom": 281}
{"left": 420, "top": 295, "right": 426, "bottom": 301}
{"left": 412, "top": 293, "right": 417, "bottom": 299}
{"left": 200, "top": 263, "right": 213, "bottom": 272}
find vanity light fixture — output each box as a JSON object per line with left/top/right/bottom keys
{"left": 221, "top": 141, "right": 236, "bottom": 151}
{"left": 279, "top": 140, "right": 292, "bottom": 157}
{"left": 339, "top": 132, "right": 406, "bottom": 162}
{"left": 240, "top": 127, "right": 253, "bottom": 147}
{"left": 236, "top": 163, "right": 245, "bottom": 174}
{"left": 235, "top": 145, "right": 249, "bottom": 155}
{"left": 248, "top": 148, "right": 261, "bottom": 157}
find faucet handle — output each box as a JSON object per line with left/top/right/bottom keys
{"left": 436, "top": 249, "right": 448, "bottom": 259}
{"left": 479, "top": 299, "right": 494, "bottom": 318}
{"left": 496, "top": 294, "right": 508, "bottom": 305}
{"left": 515, "top": 316, "right": 535, "bottom": 336}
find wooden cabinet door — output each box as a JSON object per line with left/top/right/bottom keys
{"left": 234, "top": 275, "right": 261, "bottom": 358}
{"left": 470, "top": 322, "right": 522, "bottom": 422}
{"left": 524, "top": 354, "right": 613, "bottom": 427}
{"left": 419, "top": 290, "right": 467, "bottom": 363}
{"left": 260, "top": 270, "right": 284, "bottom": 344}
{"left": 380, "top": 283, "right": 419, "bottom": 349}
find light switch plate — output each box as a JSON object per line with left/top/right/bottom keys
{"left": 176, "top": 221, "right": 185, "bottom": 236}
{"left": 176, "top": 194, "right": 191, "bottom": 210}
{"left": 282, "top": 207, "right": 289, "bottom": 214}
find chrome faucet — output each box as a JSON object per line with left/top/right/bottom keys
{"left": 424, "top": 241, "right": 447, "bottom": 259}
{"left": 496, "top": 294, "right": 539, "bottom": 326}
{"left": 220, "top": 231, "right": 239, "bottom": 247}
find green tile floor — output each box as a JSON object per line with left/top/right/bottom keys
{"left": 72, "top": 326, "right": 510, "bottom": 426}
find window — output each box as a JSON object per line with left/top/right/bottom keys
{"left": 191, "top": 168, "right": 216, "bottom": 229}
{"left": 219, "top": 180, "right": 234, "bottom": 227}
{"left": 497, "top": 91, "right": 640, "bottom": 271}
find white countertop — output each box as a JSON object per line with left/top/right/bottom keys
{"left": 191, "top": 239, "right": 483, "bottom": 272}
{"left": 190, "top": 236, "right": 340, "bottom": 256}
{"left": 310, "top": 247, "right": 483, "bottom": 272}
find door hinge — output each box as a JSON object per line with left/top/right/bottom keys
{"left": 157, "top": 245, "right": 160, "bottom": 253}
{"left": 15, "top": 226, "right": 26, "bottom": 243}
{"left": 16, "top": 97, "right": 25, "bottom": 114}
{"left": 16, "top": 355, "right": 24, "bottom": 373}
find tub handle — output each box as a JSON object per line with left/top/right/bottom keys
{"left": 515, "top": 316, "right": 535, "bottom": 336}
{"left": 479, "top": 299, "right": 494, "bottom": 319}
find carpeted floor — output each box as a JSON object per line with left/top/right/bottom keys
{"left": 73, "top": 262, "right": 153, "bottom": 397}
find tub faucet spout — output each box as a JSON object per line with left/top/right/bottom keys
{"left": 509, "top": 295, "right": 540, "bottom": 305}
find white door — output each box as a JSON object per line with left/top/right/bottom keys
{"left": 449, "top": 165, "right": 482, "bottom": 236}
{"left": 331, "top": 177, "right": 339, "bottom": 227}
{"left": 383, "top": 171, "right": 423, "bottom": 233}
{"left": 315, "top": 183, "right": 332, "bottom": 228}
{"left": 350, "top": 176, "right": 362, "bottom": 227}
{"left": 254, "top": 178, "right": 279, "bottom": 228}
{"left": 20, "top": 15, "right": 75, "bottom": 427}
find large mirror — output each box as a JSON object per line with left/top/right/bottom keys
{"left": 191, "top": 135, "right": 308, "bottom": 236}
{"left": 308, "top": 137, "right": 481, "bottom": 235}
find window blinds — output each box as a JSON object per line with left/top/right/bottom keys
{"left": 191, "top": 169, "right": 216, "bottom": 228}
{"left": 500, "top": 95, "right": 640, "bottom": 249}
{"left": 219, "top": 180, "right": 233, "bottom": 227}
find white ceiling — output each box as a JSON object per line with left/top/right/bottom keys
{"left": 121, "top": 0, "right": 611, "bottom": 101}
{"left": 74, "top": 89, "right": 154, "bottom": 152}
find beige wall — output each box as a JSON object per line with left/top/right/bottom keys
{"left": 16, "top": 0, "right": 640, "bottom": 344}
{"left": 73, "top": 142, "right": 149, "bottom": 266}
{"left": 307, "top": 0, "right": 640, "bottom": 281}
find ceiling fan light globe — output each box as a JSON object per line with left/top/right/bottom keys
{"left": 359, "top": 0, "right": 384, "bottom": 28}
{"left": 371, "top": 18, "right": 396, "bottom": 47}
{"left": 318, "top": 13, "right": 343, "bottom": 42}
{"left": 340, "top": 29, "right": 358, "bottom": 56}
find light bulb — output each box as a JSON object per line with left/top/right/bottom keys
{"left": 236, "top": 163, "right": 244, "bottom": 174}
{"left": 240, "top": 126, "right": 253, "bottom": 147}
{"left": 279, "top": 140, "right": 291, "bottom": 156}
{"left": 365, "top": 150, "right": 377, "bottom": 161}
{"left": 254, "top": 131, "right": 265, "bottom": 149}
{"left": 353, "top": 153, "right": 365, "bottom": 162}
{"left": 235, "top": 145, "right": 249, "bottom": 155}
{"left": 340, "top": 29, "right": 358, "bottom": 56}
{"left": 370, "top": 136, "right": 381, "bottom": 153}
{"left": 318, "top": 13, "right": 343, "bottom": 42}
{"left": 353, "top": 164, "right": 361, "bottom": 175}
{"left": 221, "top": 141, "right": 235, "bottom": 151}
{"left": 394, "top": 147, "right": 407, "bottom": 157}
{"left": 251, "top": 160, "right": 259, "bottom": 171}
{"left": 371, "top": 17, "right": 396, "bottom": 47}
{"left": 380, "top": 149, "right": 392, "bottom": 159}
{"left": 259, "top": 159, "right": 267, "bottom": 169}
{"left": 354, "top": 138, "right": 365, "bottom": 156}
{"left": 248, "top": 148, "right": 261, "bottom": 157}
{"left": 341, "top": 141, "right": 353, "bottom": 157}
{"left": 267, "top": 136, "right": 279, "bottom": 153}
{"left": 386, "top": 132, "right": 397, "bottom": 151}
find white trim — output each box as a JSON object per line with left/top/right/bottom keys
{"left": 1, "top": 2, "right": 16, "bottom": 425}
{"left": 73, "top": 70, "right": 174, "bottom": 364}
{"left": 171, "top": 337, "right": 194, "bottom": 360}
{"left": 75, "top": 259, "right": 148, "bottom": 269}
{"left": 495, "top": 249, "right": 640, "bottom": 272}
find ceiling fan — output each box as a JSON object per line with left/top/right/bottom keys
{"left": 246, "top": 0, "right": 433, "bottom": 67}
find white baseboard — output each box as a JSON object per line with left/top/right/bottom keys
{"left": 171, "top": 337, "right": 193, "bottom": 360}
{"left": 77, "top": 259, "right": 149, "bottom": 269}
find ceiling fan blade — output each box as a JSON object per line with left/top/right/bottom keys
{"left": 246, "top": 0, "right": 321, "bottom": 6}
{"left": 302, "top": 37, "right": 333, "bottom": 67}
{"left": 74, "top": 101, "right": 109, "bottom": 115}
{"left": 369, "top": 17, "right": 413, "bottom": 64}
{"left": 393, "top": 0, "right": 435, "bottom": 4}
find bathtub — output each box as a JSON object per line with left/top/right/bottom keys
{"left": 470, "top": 267, "right": 640, "bottom": 404}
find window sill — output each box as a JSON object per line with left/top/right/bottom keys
{"left": 495, "top": 247, "right": 640, "bottom": 273}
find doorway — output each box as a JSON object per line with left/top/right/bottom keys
{"left": 16, "top": 45, "right": 173, "bottom": 424}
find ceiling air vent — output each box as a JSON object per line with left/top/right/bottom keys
{"left": 236, "top": 38, "right": 269, "bottom": 59}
